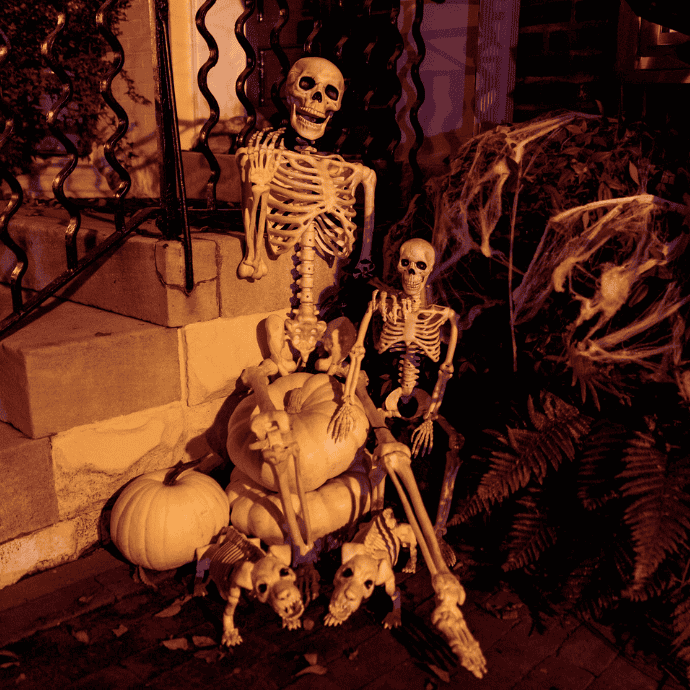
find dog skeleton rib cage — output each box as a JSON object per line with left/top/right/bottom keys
{"left": 224, "top": 56, "right": 486, "bottom": 679}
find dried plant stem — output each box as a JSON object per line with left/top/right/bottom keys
{"left": 509, "top": 163, "right": 522, "bottom": 373}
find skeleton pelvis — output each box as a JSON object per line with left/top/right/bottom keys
{"left": 227, "top": 373, "right": 370, "bottom": 493}
{"left": 382, "top": 387, "right": 431, "bottom": 421}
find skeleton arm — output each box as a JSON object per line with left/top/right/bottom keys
{"left": 354, "top": 166, "right": 377, "bottom": 276}
{"left": 329, "top": 291, "right": 378, "bottom": 441}
{"left": 237, "top": 129, "right": 284, "bottom": 280}
{"left": 410, "top": 309, "right": 459, "bottom": 457}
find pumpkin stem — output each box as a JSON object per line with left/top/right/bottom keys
{"left": 163, "top": 457, "right": 203, "bottom": 486}
{"left": 285, "top": 388, "right": 303, "bottom": 414}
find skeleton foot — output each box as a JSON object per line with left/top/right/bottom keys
{"left": 436, "top": 535, "right": 457, "bottom": 569}
{"left": 296, "top": 563, "right": 321, "bottom": 606}
{"left": 383, "top": 609, "right": 402, "bottom": 629}
{"left": 323, "top": 612, "right": 344, "bottom": 627}
{"left": 222, "top": 628, "right": 243, "bottom": 647}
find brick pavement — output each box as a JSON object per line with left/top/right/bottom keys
{"left": 0, "top": 548, "right": 687, "bottom": 689}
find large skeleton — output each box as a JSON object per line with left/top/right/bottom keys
{"left": 236, "top": 57, "right": 376, "bottom": 367}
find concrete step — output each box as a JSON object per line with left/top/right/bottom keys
{"left": 0, "top": 285, "right": 181, "bottom": 438}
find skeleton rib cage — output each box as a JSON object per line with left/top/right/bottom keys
{"left": 264, "top": 150, "right": 362, "bottom": 259}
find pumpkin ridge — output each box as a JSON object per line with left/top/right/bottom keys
{"left": 113, "top": 480, "right": 156, "bottom": 560}
{"left": 125, "top": 482, "right": 157, "bottom": 567}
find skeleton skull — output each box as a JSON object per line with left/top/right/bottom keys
{"left": 326, "top": 554, "right": 378, "bottom": 624}
{"left": 398, "top": 239, "right": 435, "bottom": 300}
{"left": 251, "top": 556, "right": 304, "bottom": 627}
{"left": 286, "top": 57, "right": 344, "bottom": 141}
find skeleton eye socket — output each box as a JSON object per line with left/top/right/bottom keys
{"left": 299, "top": 76, "right": 316, "bottom": 91}
{"left": 342, "top": 567, "right": 353, "bottom": 578}
{"left": 416, "top": 261, "right": 427, "bottom": 270}
{"left": 325, "top": 85, "right": 339, "bottom": 100}
{"left": 279, "top": 568, "right": 290, "bottom": 577}
{"left": 257, "top": 583, "right": 268, "bottom": 594}
{"left": 400, "top": 259, "right": 410, "bottom": 267}
{"left": 364, "top": 579, "right": 374, "bottom": 589}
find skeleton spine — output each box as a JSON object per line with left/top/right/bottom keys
{"left": 296, "top": 227, "right": 317, "bottom": 321}
{"left": 399, "top": 345, "right": 422, "bottom": 398}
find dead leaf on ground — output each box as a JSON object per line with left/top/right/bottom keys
{"left": 0, "top": 662, "right": 19, "bottom": 669}
{"left": 304, "top": 652, "right": 318, "bottom": 666}
{"left": 192, "top": 635, "right": 216, "bottom": 648}
{"left": 112, "top": 625, "right": 128, "bottom": 638}
{"left": 346, "top": 647, "right": 359, "bottom": 661}
{"left": 302, "top": 618, "right": 315, "bottom": 631}
{"left": 295, "top": 664, "right": 328, "bottom": 677}
{"left": 428, "top": 664, "right": 450, "bottom": 683}
{"left": 155, "top": 594, "right": 192, "bottom": 618}
{"left": 78, "top": 595, "right": 94, "bottom": 605}
{"left": 0, "top": 650, "right": 19, "bottom": 660}
{"left": 161, "top": 638, "right": 189, "bottom": 651}
{"left": 72, "top": 630, "right": 89, "bottom": 644}
{"left": 14, "top": 672, "right": 26, "bottom": 684}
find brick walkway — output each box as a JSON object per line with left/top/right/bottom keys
{"left": 0, "top": 548, "right": 686, "bottom": 689}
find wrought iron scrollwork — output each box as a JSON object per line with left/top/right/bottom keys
{"left": 0, "top": 28, "right": 28, "bottom": 314}
{"left": 41, "top": 11, "right": 82, "bottom": 271}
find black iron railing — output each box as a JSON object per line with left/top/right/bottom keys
{"left": 0, "top": 0, "right": 427, "bottom": 341}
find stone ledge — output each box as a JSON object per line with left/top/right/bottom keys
{"left": 0, "top": 287, "right": 181, "bottom": 438}
{"left": 0, "top": 209, "right": 219, "bottom": 327}
{"left": 0, "top": 421, "right": 58, "bottom": 544}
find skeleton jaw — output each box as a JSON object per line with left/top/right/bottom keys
{"left": 291, "top": 104, "right": 330, "bottom": 140}
{"left": 273, "top": 594, "right": 305, "bottom": 626}
{"left": 326, "top": 592, "right": 361, "bottom": 623}
{"left": 402, "top": 273, "right": 424, "bottom": 298}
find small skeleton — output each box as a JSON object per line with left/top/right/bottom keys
{"left": 236, "top": 57, "right": 376, "bottom": 367}
{"left": 331, "top": 238, "right": 459, "bottom": 457}
{"left": 325, "top": 508, "right": 417, "bottom": 629}
{"left": 194, "top": 526, "right": 304, "bottom": 647}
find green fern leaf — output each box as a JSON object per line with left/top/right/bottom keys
{"left": 618, "top": 432, "right": 690, "bottom": 591}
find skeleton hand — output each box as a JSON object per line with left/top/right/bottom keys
{"left": 411, "top": 419, "right": 434, "bottom": 457}
{"left": 245, "top": 128, "right": 284, "bottom": 190}
{"left": 329, "top": 402, "right": 357, "bottom": 441}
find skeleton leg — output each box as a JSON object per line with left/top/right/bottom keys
{"left": 433, "top": 415, "right": 464, "bottom": 569}
{"left": 241, "top": 366, "right": 314, "bottom": 557}
{"left": 355, "top": 375, "right": 486, "bottom": 678}
{"left": 221, "top": 586, "right": 243, "bottom": 646}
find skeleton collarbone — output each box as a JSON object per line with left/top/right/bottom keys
{"left": 265, "top": 149, "right": 365, "bottom": 258}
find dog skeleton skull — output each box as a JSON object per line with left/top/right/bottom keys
{"left": 286, "top": 57, "right": 344, "bottom": 141}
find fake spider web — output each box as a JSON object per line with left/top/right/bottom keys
{"left": 382, "top": 111, "right": 690, "bottom": 406}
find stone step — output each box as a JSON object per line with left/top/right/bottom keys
{"left": 0, "top": 285, "right": 181, "bottom": 439}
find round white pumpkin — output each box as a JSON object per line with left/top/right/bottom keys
{"left": 226, "top": 463, "right": 384, "bottom": 546}
{"left": 110, "top": 462, "right": 230, "bottom": 571}
{"left": 227, "top": 372, "right": 369, "bottom": 493}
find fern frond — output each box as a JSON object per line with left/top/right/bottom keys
{"left": 450, "top": 393, "right": 592, "bottom": 524}
{"left": 502, "top": 490, "right": 557, "bottom": 571}
{"left": 618, "top": 432, "right": 690, "bottom": 592}
{"left": 672, "top": 595, "right": 690, "bottom": 652}
{"left": 577, "top": 420, "right": 628, "bottom": 510}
